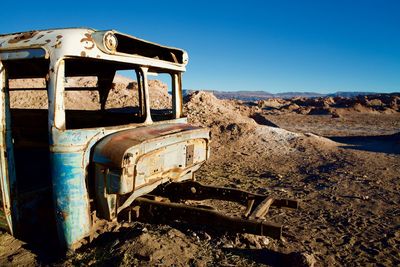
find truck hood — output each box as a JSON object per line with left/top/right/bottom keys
{"left": 93, "top": 123, "right": 210, "bottom": 167}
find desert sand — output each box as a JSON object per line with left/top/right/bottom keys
{"left": 1, "top": 78, "right": 399, "bottom": 266}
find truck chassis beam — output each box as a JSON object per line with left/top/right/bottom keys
{"left": 122, "top": 181, "right": 298, "bottom": 239}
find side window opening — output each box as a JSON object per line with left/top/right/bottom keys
{"left": 149, "top": 72, "right": 174, "bottom": 121}
{"left": 9, "top": 78, "right": 48, "bottom": 109}
{"left": 3, "top": 58, "right": 51, "bottom": 195}
{"left": 5, "top": 62, "right": 50, "bottom": 151}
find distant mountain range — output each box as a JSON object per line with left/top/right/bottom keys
{"left": 182, "top": 89, "right": 387, "bottom": 101}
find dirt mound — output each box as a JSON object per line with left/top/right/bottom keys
{"left": 257, "top": 98, "right": 290, "bottom": 109}
{"left": 184, "top": 91, "right": 336, "bottom": 157}
{"left": 184, "top": 91, "right": 257, "bottom": 140}
{"left": 261, "top": 94, "right": 400, "bottom": 116}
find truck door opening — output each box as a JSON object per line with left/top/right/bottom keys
{"left": 3, "top": 56, "right": 56, "bottom": 243}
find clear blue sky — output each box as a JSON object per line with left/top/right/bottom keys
{"left": 1, "top": 0, "right": 399, "bottom": 93}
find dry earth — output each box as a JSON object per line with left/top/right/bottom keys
{"left": 1, "top": 79, "right": 399, "bottom": 266}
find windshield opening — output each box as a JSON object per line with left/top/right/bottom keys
{"left": 61, "top": 58, "right": 180, "bottom": 130}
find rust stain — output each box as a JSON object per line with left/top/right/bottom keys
{"left": 80, "top": 33, "right": 95, "bottom": 49}
{"left": 56, "top": 35, "right": 63, "bottom": 39}
{"left": 53, "top": 40, "right": 62, "bottom": 49}
{"left": 99, "top": 124, "right": 201, "bottom": 166}
{"left": 45, "top": 39, "right": 51, "bottom": 43}
{"left": 8, "top": 31, "right": 39, "bottom": 44}
{"left": 61, "top": 211, "right": 68, "bottom": 220}
{"left": 36, "top": 34, "right": 45, "bottom": 40}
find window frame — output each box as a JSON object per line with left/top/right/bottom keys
{"left": 52, "top": 57, "right": 183, "bottom": 131}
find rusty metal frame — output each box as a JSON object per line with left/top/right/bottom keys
{"left": 172, "top": 72, "right": 183, "bottom": 119}
{"left": 140, "top": 67, "right": 152, "bottom": 124}
{"left": 132, "top": 197, "right": 284, "bottom": 239}
{"left": 120, "top": 181, "right": 298, "bottom": 239}
{"left": 153, "top": 181, "right": 298, "bottom": 210}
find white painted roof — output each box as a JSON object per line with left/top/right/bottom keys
{"left": 0, "top": 28, "right": 188, "bottom": 71}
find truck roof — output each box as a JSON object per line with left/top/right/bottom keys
{"left": 0, "top": 28, "right": 188, "bottom": 71}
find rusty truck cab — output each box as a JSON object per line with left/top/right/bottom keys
{"left": 0, "top": 28, "right": 210, "bottom": 249}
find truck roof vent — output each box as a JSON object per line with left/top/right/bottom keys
{"left": 92, "top": 31, "right": 188, "bottom": 65}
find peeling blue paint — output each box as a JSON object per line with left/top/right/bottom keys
{"left": 51, "top": 128, "right": 102, "bottom": 146}
{"left": 51, "top": 151, "right": 90, "bottom": 248}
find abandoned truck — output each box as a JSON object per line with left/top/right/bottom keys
{"left": 0, "top": 28, "right": 297, "bottom": 250}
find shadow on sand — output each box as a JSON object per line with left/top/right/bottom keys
{"left": 328, "top": 132, "right": 400, "bottom": 155}
{"left": 250, "top": 113, "right": 280, "bottom": 128}
{"left": 222, "top": 247, "right": 308, "bottom": 267}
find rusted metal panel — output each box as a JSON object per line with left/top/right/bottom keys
{"left": 134, "top": 139, "right": 206, "bottom": 186}
{"left": 51, "top": 151, "right": 91, "bottom": 249}
{"left": 93, "top": 123, "right": 209, "bottom": 167}
{"left": 185, "top": 144, "right": 195, "bottom": 166}
{"left": 92, "top": 123, "right": 209, "bottom": 221}
{"left": 49, "top": 126, "right": 106, "bottom": 248}
{"left": 48, "top": 121, "right": 209, "bottom": 247}
{"left": 106, "top": 166, "right": 134, "bottom": 194}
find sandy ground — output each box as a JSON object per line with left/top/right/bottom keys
{"left": 195, "top": 115, "right": 399, "bottom": 266}
{"left": 1, "top": 85, "right": 399, "bottom": 266}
